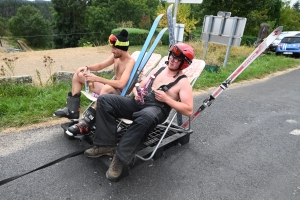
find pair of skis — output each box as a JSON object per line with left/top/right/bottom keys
{"left": 121, "top": 14, "right": 167, "bottom": 96}
{"left": 181, "top": 26, "right": 283, "bottom": 128}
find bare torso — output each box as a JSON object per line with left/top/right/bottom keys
{"left": 150, "top": 68, "right": 186, "bottom": 101}
{"left": 113, "top": 58, "right": 130, "bottom": 80}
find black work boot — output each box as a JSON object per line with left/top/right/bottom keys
{"left": 106, "top": 154, "right": 124, "bottom": 181}
{"left": 54, "top": 92, "right": 80, "bottom": 119}
{"left": 66, "top": 106, "right": 96, "bottom": 136}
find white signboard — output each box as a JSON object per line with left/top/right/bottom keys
{"left": 166, "top": 0, "right": 203, "bottom": 3}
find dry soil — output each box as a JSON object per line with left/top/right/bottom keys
{"left": 0, "top": 44, "right": 113, "bottom": 84}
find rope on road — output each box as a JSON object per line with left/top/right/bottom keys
{"left": 0, "top": 148, "right": 88, "bottom": 186}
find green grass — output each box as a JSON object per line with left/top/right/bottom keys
{"left": 1, "top": 44, "right": 300, "bottom": 132}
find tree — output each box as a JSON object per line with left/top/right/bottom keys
{"left": 83, "top": 4, "right": 116, "bottom": 45}
{"left": 82, "top": 0, "right": 155, "bottom": 45}
{"left": 280, "top": 1, "right": 300, "bottom": 31}
{"left": 292, "top": 0, "right": 300, "bottom": 11}
{"left": 156, "top": 3, "right": 199, "bottom": 37}
{"left": 51, "top": 0, "right": 90, "bottom": 48}
{"left": 7, "top": 5, "right": 51, "bottom": 47}
{"left": 0, "top": 17, "right": 9, "bottom": 37}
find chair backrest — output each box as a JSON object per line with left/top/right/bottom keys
{"left": 130, "top": 51, "right": 161, "bottom": 82}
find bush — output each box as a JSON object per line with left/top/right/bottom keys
{"left": 160, "top": 30, "right": 169, "bottom": 45}
{"left": 241, "top": 35, "right": 257, "bottom": 46}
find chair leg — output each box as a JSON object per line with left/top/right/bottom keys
{"left": 82, "top": 101, "right": 96, "bottom": 116}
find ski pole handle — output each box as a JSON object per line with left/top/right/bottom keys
{"left": 135, "top": 83, "right": 145, "bottom": 105}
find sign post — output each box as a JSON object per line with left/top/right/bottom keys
{"left": 166, "top": 0, "right": 203, "bottom": 43}
{"left": 201, "top": 13, "right": 247, "bottom": 66}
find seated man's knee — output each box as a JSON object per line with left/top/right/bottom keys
{"left": 73, "top": 71, "right": 84, "bottom": 82}
{"left": 100, "top": 84, "right": 116, "bottom": 95}
{"left": 97, "top": 94, "right": 113, "bottom": 108}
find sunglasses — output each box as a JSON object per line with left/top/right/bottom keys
{"left": 170, "top": 54, "right": 183, "bottom": 63}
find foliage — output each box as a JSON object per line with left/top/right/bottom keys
{"left": 0, "top": 17, "right": 9, "bottom": 37}
{"left": 241, "top": 35, "right": 257, "bottom": 46}
{"left": 112, "top": 28, "right": 149, "bottom": 46}
{"left": 7, "top": 5, "right": 51, "bottom": 47}
{"left": 279, "top": 1, "right": 300, "bottom": 31}
{"left": 83, "top": 4, "right": 116, "bottom": 46}
{"left": 293, "top": 0, "right": 300, "bottom": 11}
{"left": 156, "top": 3, "right": 199, "bottom": 37}
{"left": 51, "top": 0, "right": 90, "bottom": 48}
{"left": 0, "top": 0, "right": 52, "bottom": 21}
{"left": 1, "top": 57, "right": 18, "bottom": 76}
{"left": 82, "top": 0, "right": 156, "bottom": 45}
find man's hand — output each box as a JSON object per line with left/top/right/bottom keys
{"left": 154, "top": 89, "right": 169, "bottom": 102}
{"left": 76, "top": 66, "right": 88, "bottom": 75}
{"left": 134, "top": 88, "right": 146, "bottom": 101}
{"left": 84, "top": 72, "right": 98, "bottom": 82}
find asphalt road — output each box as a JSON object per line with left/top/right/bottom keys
{"left": 1, "top": 68, "right": 300, "bottom": 200}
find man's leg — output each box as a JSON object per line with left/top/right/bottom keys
{"left": 53, "top": 72, "right": 85, "bottom": 119}
{"left": 106, "top": 106, "right": 169, "bottom": 181}
{"left": 116, "top": 106, "right": 168, "bottom": 164}
{"left": 66, "top": 84, "right": 119, "bottom": 136}
{"left": 84, "top": 94, "right": 138, "bottom": 157}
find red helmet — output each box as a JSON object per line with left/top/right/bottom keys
{"left": 168, "top": 43, "right": 194, "bottom": 70}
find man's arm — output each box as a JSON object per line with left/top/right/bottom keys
{"left": 75, "top": 54, "right": 115, "bottom": 75}
{"left": 86, "top": 58, "right": 135, "bottom": 90}
{"left": 87, "top": 54, "right": 115, "bottom": 71}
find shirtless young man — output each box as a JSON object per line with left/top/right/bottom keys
{"left": 53, "top": 29, "right": 135, "bottom": 135}
{"left": 83, "top": 43, "right": 195, "bottom": 181}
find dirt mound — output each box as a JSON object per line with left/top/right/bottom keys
{"left": 0, "top": 45, "right": 113, "bottom": 84}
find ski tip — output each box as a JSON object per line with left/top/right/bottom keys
{"left": 157, "top": 13, "right": 164, "bottom": 18}
{"left": 273, "top": 26, "right": 283, "bottom": 36}
{"left": 168, "top": 4, "right": 173, "bottom": 9}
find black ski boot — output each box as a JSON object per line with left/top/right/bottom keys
{"left": 54, "top": 92, "right": 80, "bottom": 120}
{"left": 66, "top": 106, "right": 96, "bottom": 136}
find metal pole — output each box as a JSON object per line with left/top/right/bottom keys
{"left": 173, "top": 0, "right": 179, "bottom": 43}
{"left": 202, "top": 15, "right": 214, "bottom": 59}
{"left": 223, "top": 17, "right": 238, "bottom": 67}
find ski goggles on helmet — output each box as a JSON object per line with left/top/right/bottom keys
{"left": 108, "top": 34, "right": 129, "bottom": 47}
{"left": 170, "top": 45, "right": 184, "bottom": 58}
{"left": 169, "top": 44, "right": 192, "bottom": 64}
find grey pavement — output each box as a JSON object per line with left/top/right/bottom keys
{"left": 0, "top": 68, "right": 300, "bottom": 200}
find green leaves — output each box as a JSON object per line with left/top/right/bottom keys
{"left": 7, "top": 5, "right": 51, "bottom": 47}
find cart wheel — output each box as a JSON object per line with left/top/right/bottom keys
{"left": 178, "top": 134, "right": 190, "bottom": 145}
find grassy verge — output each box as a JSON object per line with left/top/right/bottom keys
{"left": 1, "top": 44, "right": 300, "bottom": 132}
